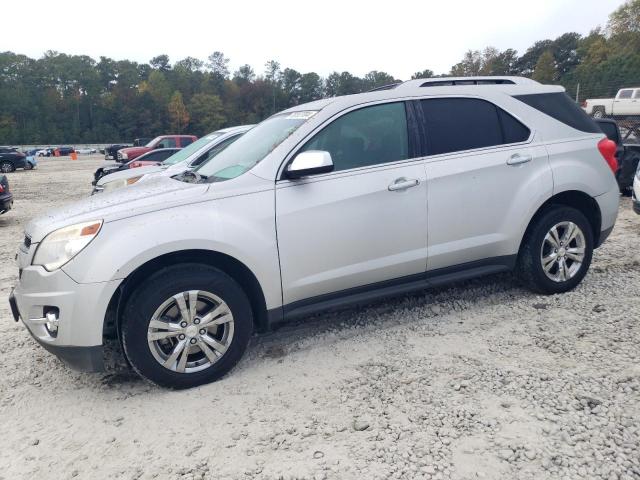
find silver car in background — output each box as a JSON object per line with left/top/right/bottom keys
{"left": 10, "top": 77, "right": 619, "bottom": 389}
{"left": 93, "top": 125, "right": 253, "bottom": 194}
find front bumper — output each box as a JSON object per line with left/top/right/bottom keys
{"left": 10, "top": 265, "right": 121, "bottom": 372}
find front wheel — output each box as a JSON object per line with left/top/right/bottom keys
{"left": 0, "top": 161, "right": 15, "bottom": 173}
{"left": 517, "top": 206, "right": 594, "bottom": 294}
{"left": 121, "top": 264, "right": 253, "bottom": 389}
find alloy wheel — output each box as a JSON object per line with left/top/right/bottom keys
{"left": 540, "top": 221, "right": 586, "bottom": 282}
{"left": 147, "top": 290, "right": 234, "bottom": 373}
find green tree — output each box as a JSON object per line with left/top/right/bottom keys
{"left": 411, "top": 69, "right": 435, "bottom": 79}
{"left": 188, "top": 93, "right": 226, "bottom": 134}
{"left": 608, "top": 0, "right": 640, "bottom": 35}
{"left": 532, "top": 50, "right": 557, "bottom": 83}
{"left": 167, "top": 91, "right": 189, "bottom": 133}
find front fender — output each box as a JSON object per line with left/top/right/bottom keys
{"left": 62, "top": 190, "right": 282, "bottom": 309}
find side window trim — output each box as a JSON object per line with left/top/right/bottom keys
{"left": 417, "top": 96, "right": 533, "bottom": 158}
{"left": 278, "top": 100, "right": 423, "bottom": 180}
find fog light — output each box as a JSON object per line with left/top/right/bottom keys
{"left": 44, "top": 310, "right": 59, "bottom": 337}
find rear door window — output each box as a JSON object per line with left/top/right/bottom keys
{"left": 300, "top": 102, "right": 409, "bottom": 171}
{"left": 514, "top": 92, "right": 601, "bottom": 133}
{"left": 419, "top": 98, "right": 529, "bottom": 155}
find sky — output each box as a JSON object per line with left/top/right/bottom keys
{"left": 1, "top": 0, "right": 627, "bottom": 80}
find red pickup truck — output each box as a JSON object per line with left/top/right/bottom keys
{"left": 116, "top": 135, "right": 197, "bottom": 162}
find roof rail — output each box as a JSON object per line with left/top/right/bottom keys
{"left": 367, "top": 82, "right": 402, "bottom": 92}
{"left": 396, "top": 76, "right": 539, "bottom": 90}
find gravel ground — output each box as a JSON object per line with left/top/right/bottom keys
{"left": 0, "top": 157, "right": 639, "bottom": 480}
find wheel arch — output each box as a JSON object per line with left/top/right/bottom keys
{"left": 518, "top": 190, "right": 602, "bottom": 256}
{"left": 104, "top": 249, "right": 269, "bottom": 342}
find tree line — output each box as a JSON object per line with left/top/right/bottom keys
{"left": 1, "top": 0, "right": 639, "bottom": 145}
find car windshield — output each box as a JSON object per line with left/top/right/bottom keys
{"left": 195, "top": 111, "right": 318, "bottom": 182}
{"left": 161, "top": 133, "right": 223, "bottom": 166}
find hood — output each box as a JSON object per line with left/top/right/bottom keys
{"left": 25, "top": 175, "right": 208, "bottom": 242}
{"left": 96, "top": 164, "right": 163, "bottom": 186}
{"left": 119, "top": 146, "right": 150, "bottom": 157}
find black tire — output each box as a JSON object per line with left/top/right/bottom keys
{"left": 517, "top": 206, "right": 594, "bottom": 295}
{"left": 0, "top": 161, "right": 15, "bottom": 173}
{"left": 592, "top": 107, "right": 605, "bottom": 119}
{"left": 24, "top": 163, "right": 33, "bottom": 170}
{"left": 121, "top": 263, "right": 253, "bottom": 389}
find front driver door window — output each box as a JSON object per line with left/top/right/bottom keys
{"left": 275, "top": 102, "right": 428, "bottom": 305}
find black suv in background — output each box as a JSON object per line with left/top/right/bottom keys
{"left": 104, "top": 138, "right": 152, "bottom": 160}
{"left": 595, "top": 118, "right": 640, "bottom": 196}
{"left": 0, "top": 147, "right": 27, "bottom": 173}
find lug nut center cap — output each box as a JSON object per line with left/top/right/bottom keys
{"left": 185, "top": 325, "right": 198, "bottom": 338}
{"left": 558, "top": 247, "right": 566, "bottom": 257}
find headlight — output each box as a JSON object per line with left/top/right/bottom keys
{"left": 120, "top": 153, "right": 128, "bottom": 160}
{"left": 33, "top": 220, "right": 103, "bottom": 271}
{"left": 101, "top": 176, "right": 142, "bottom": 192}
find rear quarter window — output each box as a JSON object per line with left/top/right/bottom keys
{"left": 514, "top": 92, "right": 601, "bottom": 134}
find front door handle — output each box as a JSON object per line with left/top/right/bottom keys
{"left": 388, "top": 177, "right": 420, "bottom": 191}
{"left": 507, "top": 153, "right": 532, "bottom": 166}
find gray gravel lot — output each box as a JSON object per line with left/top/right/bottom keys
{"left": 0, "top": 157, "right": 638, "bottom": 480}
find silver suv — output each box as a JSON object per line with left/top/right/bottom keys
{"left": 10, "top": 77, "right": 620, "bottom": 388}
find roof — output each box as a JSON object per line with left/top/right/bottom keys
{"left": 284, "top": 76, "right": 559, "bottom": 115}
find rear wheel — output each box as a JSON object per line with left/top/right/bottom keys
{"left": 592, "top": 107, "right": 606, "bottom": 118}
{"left": 121, "top": 264, "right": 253, "bottom": 389}
{"left": 24, "top": 163, "right": 33, "bottom": 170}
{"left": 0, "top": 161, "right": 15, "bottom": 173}
{"left": 517, "top": 206, "right": 593, "bottom": 294}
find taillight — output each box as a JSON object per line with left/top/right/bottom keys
{"left": 0, "top": 184, "right": 4, "bottom": 193}
{"left": 580, "top": 100, "right": 586, "bottom": 108}
{"left": 597, "top": 138, "right": 618, "bottom": 174}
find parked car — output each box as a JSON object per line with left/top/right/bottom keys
{"left": 104, "top": 144, "right": 130, "bottom": 160}
{"left": 595, "top": 118, "right": 640, "bottom": 196}
{"left": 117, "top": 135, "right": 197, "bottom": 162}
{"left": 93, "top": 126, "right": 253, "bottom": 193}
{"left": 92, "top": 148, "right": 181, "bottom": 184}
{"left": 36, "top": 148, "right": 51, "bottom": 157}
{"left": 583, "top": 88, "right": 640, "bottom": 119}
{"left": 55, "top": 147, "right": 75, "bottom": 156}
{"left": 10, "top": 76, "right": 619, "bottom": 388}
{"left": 75, "top": 147, "right": 97, "bottom": 155}
{"left": 0, "top": 175, "right": 12, "bottom": 214}
{"left": 0, "top": 147, "right": 28, "bottom": 172}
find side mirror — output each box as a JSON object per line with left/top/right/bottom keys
{"left": 285, "top": 151, "right": 334, "bottom": 179}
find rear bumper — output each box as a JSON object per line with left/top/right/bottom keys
{"left": 594, "top": 187, "right": 619, "bottom": 247}
{"left": 0, "top": 193, "right": 13, "bottom": 213}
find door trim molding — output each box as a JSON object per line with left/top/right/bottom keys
{"left": 266, "top": 255, "right": 517, "bottom": 327}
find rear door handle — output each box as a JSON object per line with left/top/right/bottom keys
{"left": 507, "top": 153, "right": 532, "bottom": 166}
{"left": 388, "top": 177, "right": 420, "bottom": 191}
